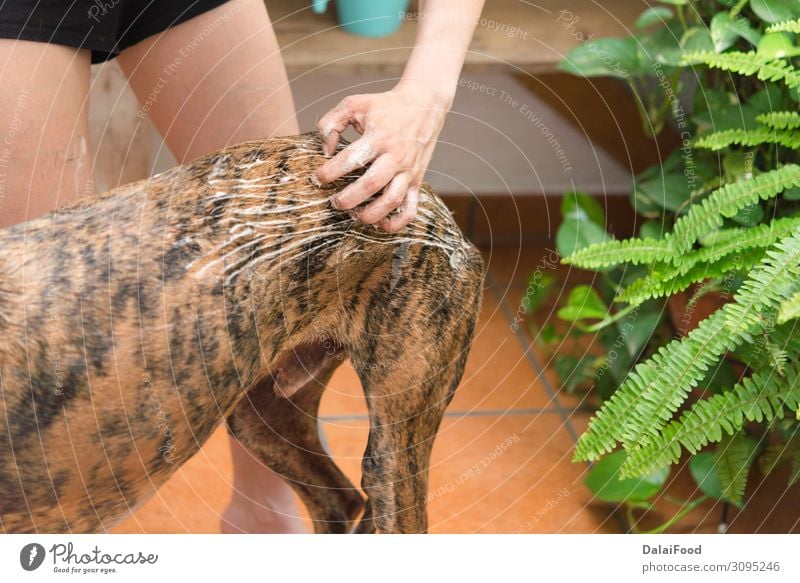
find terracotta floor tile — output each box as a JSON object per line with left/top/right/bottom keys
{"left": 320, "top": 414, "right": 617, "bottom": 533}
{"left": 318, "top": 360, "right": 367, "bottom": 418}
{"left": 111, "top": 408, "right": 799, "bottom": 534}
{"left": 448, "top": 291, "right": 556, "bottom": 412}
{"left": 490, "top": 285, "right": 595, "bottom": 411}
{"left": 427, "top": 415, "right": 613, "bottom": 533}
{"left": 499, "top": 283, "right": 614, "bottom": 413}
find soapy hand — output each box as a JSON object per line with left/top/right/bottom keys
{"left": 314, "top": 81, "right": 450, "bottom": 232}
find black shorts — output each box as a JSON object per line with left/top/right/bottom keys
{"left": 0, "top": 0, "right": 233, "bottom": 64}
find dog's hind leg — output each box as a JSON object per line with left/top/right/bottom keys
{"left": 225, "top": 342, "right": 364, "bottom": 533}
{"left": 351, "top": 246, "right": 484, "bottom": 533}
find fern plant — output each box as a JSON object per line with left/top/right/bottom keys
{"left": 553, "top": 1, "right": 800, "bottom": 532}
{"left": 567, "top": 48, "right": 800, "bottom": 502}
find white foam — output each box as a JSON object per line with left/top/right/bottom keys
{"left": 187, "top": 138, "right": 471, "bottom": 286}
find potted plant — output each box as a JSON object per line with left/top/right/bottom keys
{"left": 313, "top": 0, "right": 410, "bottom": 38}
{"left": 539, "top": 0, "right": 800, "bottom": 531}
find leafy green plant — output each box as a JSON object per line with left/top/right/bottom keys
{"left": 560, "top": 0, "right": 800, "bottom": 228}
{"left": 570, "top": 42, "right": 800, "bottom": 517}
{"left": 568, "top": 50, "right": 800, "bottom": 466}
{"left": 544, "top": 1, "right": 800, "bottom": 531}
{"left": 537, "top": 193, "right": 671, "bottom": 405}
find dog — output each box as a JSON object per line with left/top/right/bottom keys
{"left": 0, "top": 131, "right": 484, "bottom": 534}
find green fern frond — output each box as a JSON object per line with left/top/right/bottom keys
{"left": 724, "top": 234, "right": 800, "bottom": 330}
{"left": 736, "top": 321, "right": 800, "bottom": 369}
{"left": 574, "top": 232, "right": 800, "bottom": 462}
{"left": 619, "top": 217, "right": 800, "bottom": 305}
{"left": 617, "top": 248, "right": 763, "bottom": 305}
{"left": 757, "top": 111, "right": 800, "bottom": 130}
{"left": 715, "top": 432, "right": 756, "bottom": 506}
{"left": 563, "top": 238, "right": 670, "bottom": 269}
{"left": 759, "top": 435, "right": 800, "bottom": 486}
{"left": 698, "top": 216, "right": 800, "bottom": 250}
{"left": 693, "top": 128, "right": 800, "bottom": 151}
{"left": 681, "top": 51, "right": 800, "bottom": 90}
{"left": 567, "top": 168, "right": 800, "bottom": 268}
{"left": 618, "top": 310, "right": 741, "bottom": 449}
{"left": 768, "top": 321, "right": 800, "bottom": 354}
{"left": 766, "top": 19, "right": 800, "bottom": 34}
{"left": 671, "top": 164, "right": 800, "bottom": 253}
{"left": 759, "top": 444, "right": 782, "bottom": 475}
{"left": 778, "top": 291, "right": 800, "bottom": 324}
{"left": 619, "top": 363, "right": 800, "bottom": 477}
{"left": 574, "top": 309, "right": 734, "bottom": 461}
{"left": 766, "top": 341, "right": 788, "bottom": 374}
{"left": 694, "top": 216, "right": 800, "bottom": 264}
{"left": 760, "top": 442, "right": 788, "bottom": 475}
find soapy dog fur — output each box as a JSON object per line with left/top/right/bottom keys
{"left": 0, "top": 131, "right": 484, "bottom": 533}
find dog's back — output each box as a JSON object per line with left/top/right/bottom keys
{"left": 0, "top": 132, "right": 484, "bottom": 533}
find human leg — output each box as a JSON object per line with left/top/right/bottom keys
{"left": 0, "top": 40, "right": 93, "bottom": 228}
{"left": 116, "top": 0, "right": 303, "bottom": 533}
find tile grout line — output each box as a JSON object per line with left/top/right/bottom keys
{"left": 485, "top": 271, "right": 579, "bottom": 443}
{"left": 486, "top": 270, "right": 629, "bottom": 533}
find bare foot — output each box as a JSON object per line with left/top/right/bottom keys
{"left": 221, "top": 495, "right": 307, "bottom": 534}
{"left": 220, "top": 436, "right": 308, "bottom": 534}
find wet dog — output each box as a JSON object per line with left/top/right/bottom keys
{"left": 0, "top": 131, "right": 484, "bottom": 533}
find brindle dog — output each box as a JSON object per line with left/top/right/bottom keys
{"left": 0, "top": 131, "right": 484, "bottom": 534}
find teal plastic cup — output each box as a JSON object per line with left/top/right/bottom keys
{"left": 336, "top": 0, "right": 411, "bottom": 38}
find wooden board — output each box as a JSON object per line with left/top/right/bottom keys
{"left": 271, "top": 0, "right": 648, "bottom": 76}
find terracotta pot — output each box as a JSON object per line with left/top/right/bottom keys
{"left": 667, "top": 285, "right": 729, "bottom": 337}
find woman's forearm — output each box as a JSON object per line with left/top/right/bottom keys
{"left": 314, "top": 0, "right": 487, "bottom": 231}
{"left": 398, "top": 0, "right": 486, "bottom": 108}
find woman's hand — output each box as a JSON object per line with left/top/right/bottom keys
{"left": 314, "top": 81, "right": 451, "bottom": 233}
